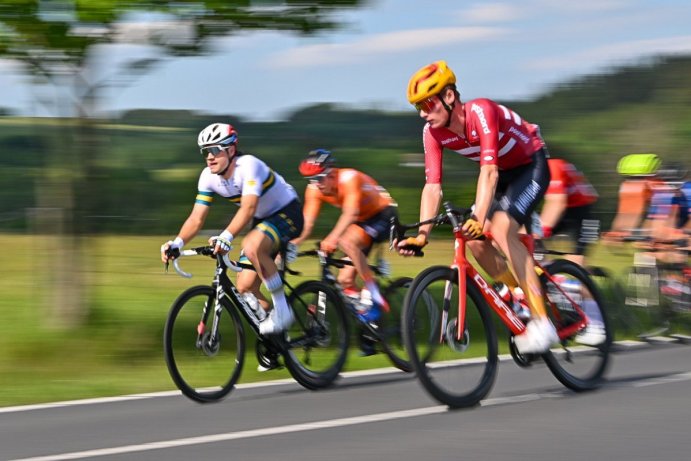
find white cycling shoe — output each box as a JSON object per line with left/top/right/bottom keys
{"left": 259, "top": 307, "right": 295, "bottom": 335}
{"left": 514, "top": 316, "right": 559, "bottom": 354}
{"left": 575, "top": 324, "right": 607, "bottom": 346}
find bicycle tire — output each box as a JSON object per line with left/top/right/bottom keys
{"left": 402, "top": 266, "right": 498, "bottom": 408}
{"left": 164, "top": 285, "right": 245, "bottom": 403}
{"left": 379, "top": 277, "right": 413, "bottom": 372}
{"left": 283, "top": 280, "right": 350, "bottom": 390}
{"left": 541, "top": 259, "right": 612, "bottom": 391}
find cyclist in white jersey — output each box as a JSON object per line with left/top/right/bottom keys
{"left": 161, "top": 123, "right": 303, "bottom": 334}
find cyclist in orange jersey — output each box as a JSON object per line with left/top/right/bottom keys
{"left": 293, "top": 149, "right": 398, "bottom": 326}
{"left": 399, "top": 60, "right": 557, "bottom": 354}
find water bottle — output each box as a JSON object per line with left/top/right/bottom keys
{"left": 511, "top": 287, "right": 531, "bottom": 320}
{"left": 493, "top": 283, "right": 530, "bottom": 320}
{"left": 243, "top": 292, "right": 266, "bottom": 321}
{"left": 494, "top": 282, "right": 512, "bottom": 303}
{"left": 358, "top": 288, "right": 373, "bottom": 314}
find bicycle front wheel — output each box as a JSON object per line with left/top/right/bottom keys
{"left": 542, "top": 259, "right": 612, "bottom": 391}
{"left": 164, "top": 285, "right": 245, "bottom": 403}
{"left": 380, "top": 276, "right": 413, "bottom": 372}
{"left": 403, "top": 266, "right": 498, "bottom": 408}
{"left": 283, "top": 280, "right": 350, "bottom": 390}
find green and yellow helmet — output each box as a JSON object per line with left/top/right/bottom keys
{"left": 616, "top": 153, "right": 661, "bottom": 177}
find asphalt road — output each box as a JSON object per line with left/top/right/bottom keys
{"left": 2, "top": 341, "right": 690, "bottom": 461}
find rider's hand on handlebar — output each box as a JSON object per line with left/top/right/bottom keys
{"left": 396, "top": 234, "right": 427, "bottom": 257}
{"left": 161, "top": 237, "right": 184, "bottom": 264}
{"left": 461, "top": 216, "right": 483, "bottom": 240}
{"left": 209, "top": 230, "right": 233, "bottom": 255}
{"left": 319, "top": 238, "right": 338, "bottom": 254}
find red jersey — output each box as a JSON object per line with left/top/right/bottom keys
{"left": 546, "top": 158, "right": 598, "bottom": 208}
{"left": 423, "top": 98, "right": 545, "bottom": 183}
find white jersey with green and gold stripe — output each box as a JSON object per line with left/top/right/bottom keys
{"left": 195, "top": 154, "right": 298, "bottom": 219}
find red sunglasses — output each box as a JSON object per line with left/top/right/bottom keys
{"left": 414, "top": 96, "right": 439, "bottom": 113}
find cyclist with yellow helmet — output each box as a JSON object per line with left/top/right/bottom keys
{"left": 398, "top": 60, "right": 558, "bottom": 354}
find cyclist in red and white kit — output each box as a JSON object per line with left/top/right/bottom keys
{"left": 540, "top": 158, "right": 599, "bottom": 266}
{"left": 398, "top": 60, "right": 557, "bottom": 354}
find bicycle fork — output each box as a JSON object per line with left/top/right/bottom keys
{"left": 195, "top": 277, "right": 227, "bottom": 355}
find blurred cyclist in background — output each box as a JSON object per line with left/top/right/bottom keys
{"left": 160, "top": 123, "right": 303, "bottom": 335}
{"left": 292, "top": 149, "right": 398, "bottom": 330}
{"left": 398, "top": 60, "right": 561, "bottom": 354}
{"left": 539, "top": 157, "right": 600, "bottom": 266}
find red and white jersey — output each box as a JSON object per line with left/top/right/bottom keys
{"left": 423, "top": 98, "right": 545, "bottom": 183}
{"left": 546, "top": 158, "right": 598, "bottom": 208}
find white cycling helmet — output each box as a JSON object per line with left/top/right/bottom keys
{"left": 197, "top": 123, "right": 238, "bottom": 147}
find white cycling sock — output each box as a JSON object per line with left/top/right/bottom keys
{"left": 264, "top": 273, "right": 288, "bottom": 311}
{"left": 364, "top": 280, "right": 385, "bottom": 306}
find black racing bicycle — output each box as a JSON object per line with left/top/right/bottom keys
{"left": 296, "top": 247, "right": 413, "bottom": 372}
{"left": 163, "top": 245, "right": 349, "bottom": 403}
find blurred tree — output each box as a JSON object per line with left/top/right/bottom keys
{"left": 0, "top": 0, "right": 367, "bottom": 327}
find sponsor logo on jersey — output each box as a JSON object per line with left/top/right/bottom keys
{"left": 508, "top": 126, "right": 530, "bottom": 144}
{"left": 441, "top": 136, "right": 460, "bottom": 145}
{"left": 471, "top": 104, "right": 491, "bottom": 135}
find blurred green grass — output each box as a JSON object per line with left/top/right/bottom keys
{"left": 0, "top": 233, "right": 663, "bottom": 407}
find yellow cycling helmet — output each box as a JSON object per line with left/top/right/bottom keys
{"left": 407, "top": 60, "right": 457, "bottom": 104}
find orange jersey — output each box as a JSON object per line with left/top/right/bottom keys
{"left": 303, "top": 168, "right": 394, "bottom": 221}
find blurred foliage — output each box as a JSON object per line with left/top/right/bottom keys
{"left": 2, "top": 55, "right": 691, "bottom": 237}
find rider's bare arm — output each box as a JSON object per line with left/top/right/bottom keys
{"left": 161, "top": 204, "right": 210, "bottom": 263}
{"left": 540, "top": 193, "right": 568, "bottom": 231}
{"left": 416, "top": 183, "right": 443, "bottom": 244}
{"left": 473, "top": 164, "right": 499, "bottom": 225}
{"left": 324, "top": 204, "right": 359, "bottom": 245}
{"left": 178, "top": 203, "right": 210, "bottom": 243}
{"left": 223, "top": 194, "right": 258, "bottom": 237}
{"left": 292, "top": 186, "right": 321, "bottom": 245}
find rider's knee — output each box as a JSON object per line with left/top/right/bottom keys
{"left": 467, "top": 239, "right": 489, "bottom": 255}
{"left": 337, "top": 269, "right": 357, "bottom": 289}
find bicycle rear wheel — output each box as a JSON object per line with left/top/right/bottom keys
{"left": 164, "top": 285, "right": 245, "bottom": 403}
{"left": 403, "top": 266, "right": 498, "bottom": 408}
{"left": 283, "top": 280, "right": 350, "bottom": 390}
{"left": 379, "top": 276, "right": 413, "bottom": 372}
{"left": 541, "top": 259, "right": 612, "bottom": 391}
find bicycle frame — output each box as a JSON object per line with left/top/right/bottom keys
{"left": 451, "top": 228, "right": 525, "bottom": 340}
{"left": 171, "top": 247, "right": 276, "bottom": 340}
{"left": 453, "top": 230, "right": 588, "bottom": 342}
{"left": 298, "top": 248, "right": 391, "bottom": 315}
{"left": 392, "top": 204, "right": 589, "bottom": 344}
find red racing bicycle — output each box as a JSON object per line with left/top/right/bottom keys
{"left": 391, "top": 201, "right": 613, "bottom": 408}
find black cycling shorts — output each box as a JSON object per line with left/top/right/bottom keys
{"left": 493, "top": 148, "right": 550, "bottom": 227}
{"left": 553, "top": 204, "right": 600, "bottom": 256}
{"left": 252, "top": 200, "right": 304, "bottom": 255}
{"left": 357, "top": 206, "right": 398, "bottom": 255}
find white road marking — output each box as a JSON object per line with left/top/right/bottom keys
{"left": 8, "top": 406, "right": 448, "bottom": 461}
{"left": 10, "top": 370, "right": 691, "bottom": 461}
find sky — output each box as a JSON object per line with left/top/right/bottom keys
{"left": 2, "top": 0, "right": 691, "bottom": 121}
